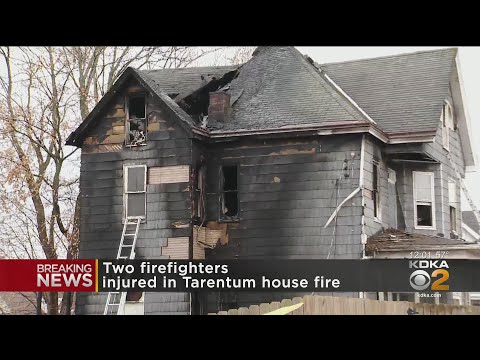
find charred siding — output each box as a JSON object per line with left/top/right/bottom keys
{"left": 204, "top": 135, "right": 364, "bottom": 312}
{"left": 76, "top": 82, "right": 191, "bottom": 315}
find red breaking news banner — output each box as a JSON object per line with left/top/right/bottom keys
{"left": 0, "top": 259, "right": 97, "bottom": 292}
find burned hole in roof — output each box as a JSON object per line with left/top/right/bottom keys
{"left": 176, "top": 69, "right": 239, "bottom": 125}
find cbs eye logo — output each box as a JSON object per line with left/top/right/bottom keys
{"left": 409, "top": 261, "right": 450, "bottom": 291}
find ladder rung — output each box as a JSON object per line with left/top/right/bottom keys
{"left": 119, "top": 256, "right": 128, "bottom": 259}
{"left": 124, "top": 233, "right": 136, "bottom": 236}
{"left": 121, "top": 245, "right": 133, "bottom": 248}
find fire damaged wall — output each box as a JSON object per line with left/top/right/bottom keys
{"left": 202, "top": 134, "right": 364, "bottom": 312}
{"left": 76, "top": 79, "right": 192, "bottom": 315}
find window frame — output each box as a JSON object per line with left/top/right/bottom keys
{"left": 123, "top": 164, "right": 147, "bottom": 222}
{"left": 413, "top": 171, "right": 436, "bottom": 230}
{"left": 448, "top": 177, "right": 458, "bottom": 234}
{"left": 125, "top": 93, "right": 148, "bottom": 147}
{"left": 219, "top": 165, "right": 240, "bottom": 223}
{"left": 441, "top": 101, "right": 454, "bottom": 151}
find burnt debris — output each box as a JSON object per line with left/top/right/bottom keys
{"left": 175, "top": 69, "right": 239, "bottom": 127}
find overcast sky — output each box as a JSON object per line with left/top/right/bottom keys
{"left": 296, "top": 47, "right": 480, "bottom": 212}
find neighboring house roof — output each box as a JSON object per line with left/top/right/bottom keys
{"left": 463, "top": 211, "right": 480, "bottom": 234}
{"left": 138, "top": 66, "right": 237, "bottom": 98}
{"left": 0, "top": 292, "right": 37, "bottom": 315}
{"left": 366, "top": 228, "right": 480, "bottom": 255}
{"left": 321, "top": 48, "right": 458, "bottom": 134}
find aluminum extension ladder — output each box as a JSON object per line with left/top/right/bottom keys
{"left": 103, "top": 218, "right": 141, "bottom": 315}
{"left": 447, "top": 152, "right": 480, "bottom": 224}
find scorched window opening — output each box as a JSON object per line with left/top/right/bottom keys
{"left": 126, "top": 94, "right": 147, "bottom": 147}
{"left": 220, "top": 165, "right": 239, "bottom": 221}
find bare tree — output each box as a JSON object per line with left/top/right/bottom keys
{"left": 0, "top": 46, "right": 223, "bottom": 315}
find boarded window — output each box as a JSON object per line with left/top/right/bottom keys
{"left": 162, "top": 237, "right": 189, "bottom": 259}
{"left": 124, "top": 165, "right": 146, "bottom": 220}
{"left": 148, "top": 165, "right": 189, "bottom": 184}
{"left": 413, "top": 172, "right": 435, "bottom": 228}
{"left": 373, "top": 161, "right": 380, "bottom": 220}
{"left": 126, "top": 94, "right": 147, "bottom": 147}
{"left": 220, "top": 166, "right": 239, "bottom": 220}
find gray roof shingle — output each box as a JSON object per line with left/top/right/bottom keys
{"left": 68, "top": 47, "right": 462, "bottom": 146}
{"left": 215, "top": 46, "right": 369, "bottom": 132}
{"left": 463, "top": 211, "right": 480, "bottom": 234}
{"left": 321, "top": 48, "right": 458, "bottom": 134}
{"left": 138, "top": 66, "right": 238, "bottom": 97}
{"left": 133, "top": 69, "right": 198, "bottom": 128}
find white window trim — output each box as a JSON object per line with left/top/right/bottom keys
{"left": 413, "top": 171, "right": 436, "bottom": 230}
{"left": 123, "top": 164, "right": 147, "bottom": 221}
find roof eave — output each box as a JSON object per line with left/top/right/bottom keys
{"left": 387, "top": 131, "right": 437, "bottom": 144}
{"left": 66, "top": 67, "right": 197, "bottom": 147}
{"left": 204, "top": 121, "right": 389, "bottom": 143}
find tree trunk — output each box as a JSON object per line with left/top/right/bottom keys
{"left": 36, "top": 292, "right": 42, "bottom": 315}
{"left": 47, "top": 292, "right": 58, "bottom": 315}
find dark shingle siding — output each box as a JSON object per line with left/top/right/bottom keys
{"left": 321, "top": 48, "right": 458, "bottom": 134}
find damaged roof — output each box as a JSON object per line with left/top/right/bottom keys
{"left": 321, "top": 48, "right": 458, "bottom": 134}
{"left": 366, "top": 228, "right": 480, "bottom": 255}
{"left": 210, "top": 46, "right": 370, "bottom": 132}
{"left": 138, "top": 66, "right": 238, "bottom": 98}
{"left": 67, "top": 47, "right": 462, "bottom": 146}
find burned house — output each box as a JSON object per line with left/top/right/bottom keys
{"left": 67, "top": 47, "right": 479, "bottom": 314}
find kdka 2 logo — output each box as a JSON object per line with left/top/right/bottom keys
{"left": 409, "top": 260, "right": 450, "bottom": 291}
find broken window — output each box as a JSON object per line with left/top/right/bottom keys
{"left": 373, "top": 160, "right": 380, "bottom": 220}
{"left": 126, "top": 94, "right": 147, "bottom": 147}
{"left": 220, "top": 166, "right": 239, "bottom": 220}
{"left": 124, "top": 165, "right": 147, "bottom": 220}
{"left": 413, "top": 171, "right": 435, "bottom": 229}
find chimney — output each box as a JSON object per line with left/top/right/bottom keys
{"left": 208, "top": 91, "right": 231, "bottom": 123}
